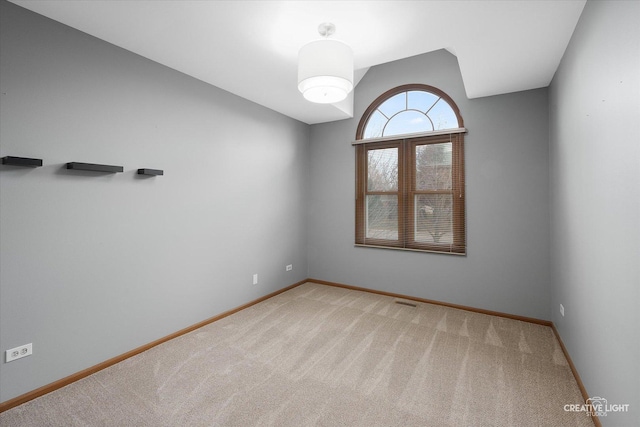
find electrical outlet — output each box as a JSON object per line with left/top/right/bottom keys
{"left": 560, "top": 304, "right": 565, "bottom": 317}
{"left": 5, "top": 343, "right": 32, "bottom": 363}
{"left": 253, "top": 273, "right": 258, "bottom": 285}
{"left": 286, "top": 264, "right": 293, "bottom": 271}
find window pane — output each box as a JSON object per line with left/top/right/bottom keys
{"left": 427, "top": 98, "right": 458, "bottom": 130}
{"left": 378, "top": 93, "right": 406, "bottom": 118}
{"left": 415, "top": 194, "right": 453, "bottom": 244}
{"left": 383, "top": 110, "right": 433, "bottom": 137}
{"left": 408, "top": 91, "right": 439, "bottom": 113}
{"left": 367, "top": 148, "right": 398, "bottom": 191}
{"left": 361, "top": 90, "right": 459, "bottom": 140}
{"left": 363, "top": 110, "right": 386, "bottom": 139}
{"left": 416, "top": 143, "right": 452, "bottom": 190}
{"left": 366, "top": 195, "right": 398, "bottom": 240}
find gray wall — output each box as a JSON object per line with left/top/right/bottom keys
{"left": 308, "top": 50, "right": 552, "bottom": 320}
{"left": 549, "top": 1, "right": 640, "bottom": 425}
{"left": 0, "top": 1, "right": 309, "bottom": 403}
{"left": 4, "top": 0, "right": 637, "bottom": 417}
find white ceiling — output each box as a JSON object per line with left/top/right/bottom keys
{"left": 10, "top": 0, "right": 586, "bottom": 125}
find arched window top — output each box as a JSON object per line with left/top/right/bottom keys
{"left": 357, "top": 84, "right": 463, "bottom": 140}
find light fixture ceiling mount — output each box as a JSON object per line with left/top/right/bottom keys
{"left": 317, "top": 22, "right": 335, "bottom": 38}
{"left": 297, "top": 23, "right": 354, "bottom": 104}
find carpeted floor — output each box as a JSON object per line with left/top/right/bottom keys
{"left": 1, "top": 282, "right": 594, "bottom": 426}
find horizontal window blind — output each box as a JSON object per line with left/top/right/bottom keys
{"left": 355, "top": 134, "right": 465, "bottom": 255}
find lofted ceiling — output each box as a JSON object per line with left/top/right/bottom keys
{"left": 9, "top": 0, "right": 586, "bottom": 125}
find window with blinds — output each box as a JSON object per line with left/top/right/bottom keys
{"left": 354, "top": 84, "right": 466, "bottom": 255}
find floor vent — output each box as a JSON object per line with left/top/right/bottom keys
{"left": 395, "top": 300, "right": 418, "bottom": 308}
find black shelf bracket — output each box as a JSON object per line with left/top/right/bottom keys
{"left": 137, "top": 168, "right": 163, "bottom": 176}
{"left": 66, "top": 162, "right": 123, "bottom": 173}
{"left": 1, "top": 156, "right": 43, "bottom": 167}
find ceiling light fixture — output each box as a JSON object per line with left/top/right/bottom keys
{"left": 298, "top": 23, "right": 354, "bottom": 104}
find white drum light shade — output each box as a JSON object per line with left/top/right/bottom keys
{"left": 298, "top": 39, "right": 354, "bottom": 104}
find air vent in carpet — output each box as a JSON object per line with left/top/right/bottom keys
{"left": 395, "top": 300, "right": 418, "bottom": 308}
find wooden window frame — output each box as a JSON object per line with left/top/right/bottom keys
{"left": 355, "top": 85, "right": 466, "bottom": 255}
{"left": 356, "top": 141, "right": 405, "bottom": 248}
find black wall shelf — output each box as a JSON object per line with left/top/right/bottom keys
{"left": 1, "top": 156, "right": 43, "bottom": 167}
{"left": 66, "top": 162, "right": 123, "bottom": 173}
{"left": 137, "top": 168, "right": 163, "bottom": 176}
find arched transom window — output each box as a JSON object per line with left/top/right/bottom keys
{"left": 359, "top": 84, "right": 463, "bottom": 140}
{"left": 354, "top": 84, "right": 466, "bottom": 255}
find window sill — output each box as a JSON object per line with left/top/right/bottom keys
{"left": 354, "top": 244, "right": 466, "bottom": 256}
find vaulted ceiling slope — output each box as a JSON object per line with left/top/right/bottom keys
{"left": 10, "top": 1, "right": 586, "bottom": 125}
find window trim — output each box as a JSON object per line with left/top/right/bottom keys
{"left": 351, "top": 127, "right": 466, "bottom": 146}
{"left": 355, "top": 84, "right": 466, "bottom": 255}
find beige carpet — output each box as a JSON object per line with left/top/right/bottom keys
{"left": 1, "top": 282, "right": 594, "bottom": 426}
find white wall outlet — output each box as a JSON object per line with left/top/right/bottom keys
{"left": 5, "top": 343, "right": 33, "bottom": 362}
{"left": 253, "top": 273, "right": 258, "bottom": 285}
{"left": 560, "top": 304, "right": 565, "bottom": 317}
{"left": 286, "top": 264, "right": 293, "bottom": 271}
